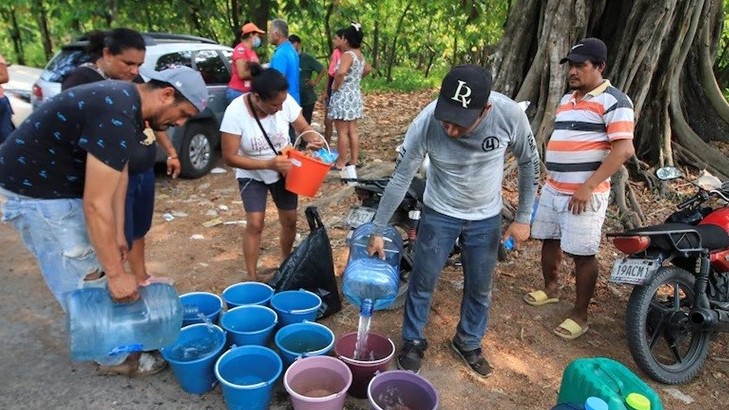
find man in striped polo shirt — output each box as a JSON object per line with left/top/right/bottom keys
{"left": 525, "top": 38, "right": 635, "bottom": 340}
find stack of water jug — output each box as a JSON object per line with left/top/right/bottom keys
{"left": 342, "top": 222, "right": 403, "bottom": 313}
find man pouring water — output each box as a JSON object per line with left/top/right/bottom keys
{"left": 367, "top": 64, "right": 540, "bottom": 377}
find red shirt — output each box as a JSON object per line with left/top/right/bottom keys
{"left": 228, "top": 43, "right": 260, "bottom": 92}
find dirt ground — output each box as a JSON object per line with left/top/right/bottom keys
{"left": 1, "top": 91, "right": 728, "bottom": 409}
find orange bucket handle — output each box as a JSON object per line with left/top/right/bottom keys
{"left": 293, "top": 130, "right": 330, "bottom": 156}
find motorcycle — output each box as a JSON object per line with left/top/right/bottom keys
{"left": 341, "top": 176, "right": 430, "bottom": 310}
{"left": 607, "top": 166, "right": 729, "bottom": 384}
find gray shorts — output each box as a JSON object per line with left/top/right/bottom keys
{"left": 531, "top": 184, "right": 610, "bottom": 256}
{"left": 237, "top": 178, "right": 297, "bottom": 213}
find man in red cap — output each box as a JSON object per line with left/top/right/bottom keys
{"left": 226, "top": 21, "right": 265, "bottom": 104}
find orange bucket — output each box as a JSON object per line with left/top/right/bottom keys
{"left": 285, "top": 131, "right": 331, "bottom": 197}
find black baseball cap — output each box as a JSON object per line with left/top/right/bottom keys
{"left": 434, "top": 64, "right": 492, "bottom": 129}
{"left": 560, "top": 37, "right": 607, "bottom": 64}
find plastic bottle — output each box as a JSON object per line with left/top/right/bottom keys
{"left": 625, "top": 392, "right": 651, "bottom": 410}
{"left": 66, "top": 283, "right": 184, "bottom": 363}
{"left": 504, "top": 197, "right": 540, "bottom": 251}
{"left": 342, "top": 222, "right": 403, "bottom": 310}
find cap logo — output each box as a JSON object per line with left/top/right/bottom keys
{"left": 571, "top": 44, "right": 583, "bottom": 51}
{"left": 450, "top": 80, "right": 472, "bottom": 108}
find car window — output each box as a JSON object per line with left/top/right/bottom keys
{"left": 41, "top": 49, "right": 94, "bottom": 83}
{"left": 155, "top": 51, "right": 193, "bottom": 70}
{"left": 221, "top": 49, "right": 233, "bottom": 65}
{"left": 194, "top": 50, "right": 230, "bottom": 85}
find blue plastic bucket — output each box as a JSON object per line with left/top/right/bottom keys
{"left": 220, "top": 305, "right": 278, "bottom": 347}
{"left": 222, "top": 282, "right": 274, "bottom": 309}
{"left": 215, "top": 345, "right": 283, "bottom": 410}
{"left": 284, "top": 356, "right": 352, "bottom": 410}
{"left": 274, "top": 321, "right": 334, "bottom": 367}
{"left": 269, "top": 290, "right": 322, "bottom": 327}
{"left": 160, "top": 323, "right": 227, "bottom": 394}
{"left": 180, "top": 292, "right": 224, "bottom": 327}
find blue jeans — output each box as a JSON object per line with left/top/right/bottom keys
{"left": 0, "top": 187, "right": 106, "bottom": 311}
{"left": 125, "top": 168, "right": 155, "bottom": 248}
{"left": 403, "top": 207, "right": 501, "bottom": 351}
{"left": 0, "top": 95, "right": 15, "bottom": 144}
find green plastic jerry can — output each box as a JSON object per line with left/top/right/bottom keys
{"left": 557, "top": 357, "right": 663, "bottom": 410}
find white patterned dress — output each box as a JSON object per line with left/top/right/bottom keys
{"left": 327, "top": 50, "right": 365, "bottom": 121}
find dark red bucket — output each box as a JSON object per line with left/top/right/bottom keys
{"left": 333, "top": 331, "right": 395, "bottom": 399}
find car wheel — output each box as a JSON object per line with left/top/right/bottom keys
{"left": 179, "top": 122, "right": 217, "bottom": 179}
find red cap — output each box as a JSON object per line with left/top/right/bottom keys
{"left": 242, "top": 23, "right": 265, "bottom": 35}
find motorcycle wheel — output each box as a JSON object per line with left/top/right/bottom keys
{"left": 625, "top": 266, "right": 712, "bottom": 384}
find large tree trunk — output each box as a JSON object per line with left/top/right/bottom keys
{"left": 492, "top": 0, "right": 729, "bottom": 228}
{"left": 31, "top": 0, "right": 53, "bottom": 61}
{"left": 7, "top": 8, "right": 25, "bottom": 65}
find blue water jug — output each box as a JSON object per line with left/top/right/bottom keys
{"left": 342, "top": 222, "right": 403, "bottom": 311}
{"left": 66, "top": 283, "right": 184, "bottom": 363}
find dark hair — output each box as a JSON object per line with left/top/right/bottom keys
{"left": 289, "top": 34, "right": 301, "bottom": 44}
{"left": 335, "top": 28, "right": 346, "bottom": 38}
{"left": 84, "top": 30, "right": 107, "bottom": 59}
{"left": 340, "top": 22, "right": 364, "bottom": 48}
{"left": 84, "top": 28, "right": 145, "bottom": 59}
{"left": 144, "top": 79, "right": 188, "bottom": 105}
{"left": 105, "top": 28, "right": 145, "bottom": 55}
{"left": 250, "top": 68, "right": 289, "bottom": 100}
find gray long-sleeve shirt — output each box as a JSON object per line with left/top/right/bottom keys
{"left": 372, "top": 92, "right": 541, "bottom": 234}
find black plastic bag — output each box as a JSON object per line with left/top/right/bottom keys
{"left": 268, "top": 206, "right": 342, "bottom": 319}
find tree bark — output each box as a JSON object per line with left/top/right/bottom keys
{"left": 385, "top": 1, "right": 413, "bottom": 82}
{"left": 7, "top": 8, "right": 25, "bottom": 65}
{"left": 32, "top": 0, "right": 53, "bottom": 61}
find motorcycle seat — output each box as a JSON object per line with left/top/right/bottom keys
{"left": 626, "top": 223, "right": 729, "bottom": 252}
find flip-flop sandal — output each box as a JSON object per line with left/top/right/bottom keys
{"left": 523, "top": 290, "right": 560, "bottom": 306}
{"left": 553, "top": 318, "right": 589, "bottom": 340}
{"left": 96, "top": 351, "right": 168, "bottom": 377}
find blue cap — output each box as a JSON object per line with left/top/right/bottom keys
{"left": 584, "top": 397, "right": 609, "bottom": 410}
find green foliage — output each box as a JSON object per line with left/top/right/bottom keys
{"left": 362, "top": 66, "right": 446, "bottom": 93}
{"left": 0, "top": 0, "right": 508, "bottom": 76}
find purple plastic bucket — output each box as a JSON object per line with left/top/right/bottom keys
{"left": 368, "top": 370, "right": 439, "bottom": 410}
{"left": 334, "top": 331, "right": 395, "bottom": 399}
{"left": 284, "top": 356, "right": 352, "bottom": 410}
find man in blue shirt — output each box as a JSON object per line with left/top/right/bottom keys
{"left": 269, "top": 19, "right": 300, "bottom": 104}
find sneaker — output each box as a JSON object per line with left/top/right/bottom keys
{"left": 450, "top": 340, "right": 493, "bottom": 378}
{"left": 397, "top": 340, "right": 427, "bottom": 373}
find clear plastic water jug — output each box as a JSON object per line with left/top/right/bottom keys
{"left": 66, "top": 283, "right": 184, "bottom": 363}
{"left": 342, "top": 222, "right": 403, "bottom": 311}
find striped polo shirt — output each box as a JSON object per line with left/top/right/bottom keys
{"left": 545, "top": 80, "right": 634, "bottom": 194}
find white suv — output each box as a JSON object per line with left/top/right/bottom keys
{"left": 30, "top": 33, "right": 233, "bottom": 178}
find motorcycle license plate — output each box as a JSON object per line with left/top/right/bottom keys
{"left": 345, "top": 206, "right": 377, "bottom": 228}
{"left": 609, "top": 258, "right": 660, "bottom": 285}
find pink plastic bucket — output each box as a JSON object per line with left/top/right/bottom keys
{"left": 283, "top": 355, "right": 352, "bottom": 410}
